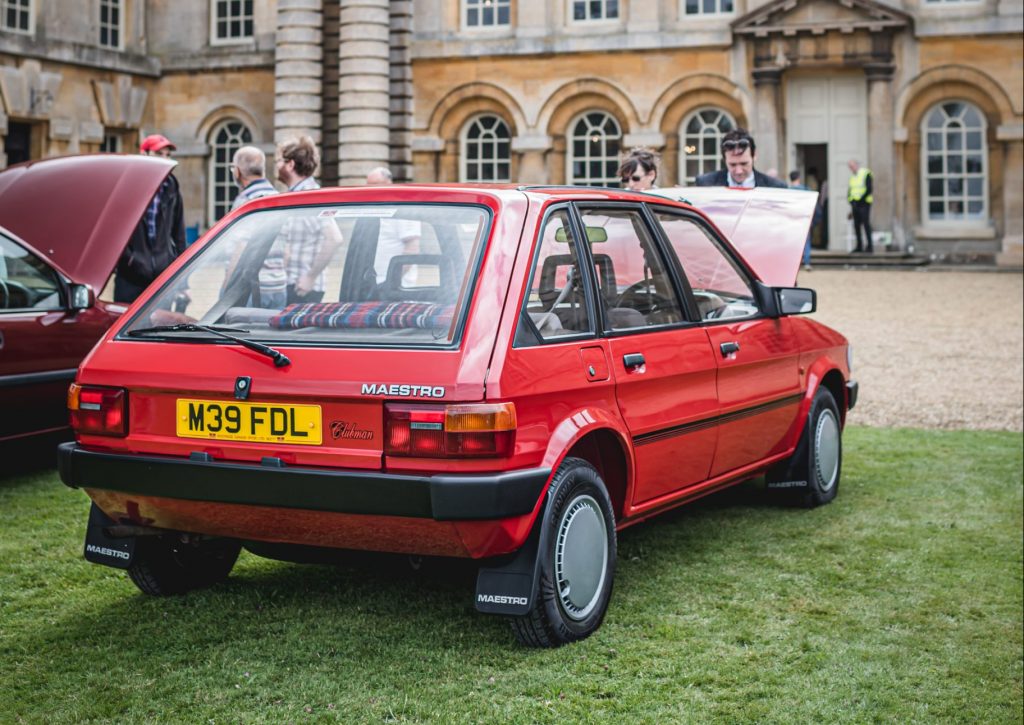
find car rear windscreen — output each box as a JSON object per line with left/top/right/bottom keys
{"left": 121, "top": 203, "right": 491, "bottom": 347}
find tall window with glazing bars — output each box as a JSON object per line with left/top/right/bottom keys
{"left": 214, "top": 0, "right": 254, "bottom": 42}
{"left": 1, "top": 0, "right": 31, "bottom": 33}
{"left": 465, "top": 0, "right": 511, "bottom": 27}
{"left": 99, "top": 0, "right": 121, "bottom": 49}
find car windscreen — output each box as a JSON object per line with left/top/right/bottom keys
{"left": 121, "top": 203, "right": 491, "bottom": 347}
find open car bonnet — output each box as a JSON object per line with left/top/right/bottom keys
{"left": 647, "top": 186, "right": 818, "bottom": 287}
{"left": 0, "top": 154, "right": 175, "bottom": 292}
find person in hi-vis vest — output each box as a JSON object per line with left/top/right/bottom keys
{"left": 847, "top": 159, "right": 873, "bottom": 253}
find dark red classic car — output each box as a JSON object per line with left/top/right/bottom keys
{"left": 0, "top": 155, "right": 174, "bottom": 443}
{"left": 58, "top": 182, "right": 856, "bottom": 647}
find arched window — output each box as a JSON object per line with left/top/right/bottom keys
{"left": 680, "top": 107, "right": 734, "bottom": 185}
{"left": 922, "top": 101, "right": 988, "bottom": 222}
{"left": 460, "top": 114, "right": 512, "bottom": 182}
{"left": 567, "top": 111, "right": 622, "bottom": 186}
{"left": 208, "top": 119, "right": 253, "bottom": 224}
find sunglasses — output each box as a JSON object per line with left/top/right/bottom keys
{"left": 722, "top": 139, "right": 752, "bottom": 152}
{"left": 622, "top": 174, "right": 645, "bottom": 183}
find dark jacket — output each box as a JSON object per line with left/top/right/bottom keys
{"left": 695, "top": 169, "right": 788, "bottom": 189}
{"left": 117, "top": 173, "right": 186, "bottom": 287}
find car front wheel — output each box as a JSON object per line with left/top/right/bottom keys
{"left": 769, "top": 386, "right": 843, "bottom": 508}
{"left": 512, "top": 457, "right": 617, "bottom": 647}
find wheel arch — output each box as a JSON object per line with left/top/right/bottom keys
{"left": 541, "top": 409, "right": 633, "bottom": 522}
{"left": 819, "top": 368, "right": 848, "bottom": 425}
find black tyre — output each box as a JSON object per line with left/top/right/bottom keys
{"left": 769, "top": 386, "right": 843, "bottom": 508}
{"left": 127, "top": 534, "right": 241, "bottom": 596}
{"left": 512, "top": 457, "right": 617, "bottom": 647}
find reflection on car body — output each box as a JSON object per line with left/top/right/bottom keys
{"left": 58, "top": 183, "right": 856, "bottom": 647}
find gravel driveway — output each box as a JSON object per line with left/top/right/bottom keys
{"left": 804, "top": 269, "right": 1023, "bottom": 432}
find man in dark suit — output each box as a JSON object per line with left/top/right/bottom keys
{"left": 695, "top": 128, "right": 788, "bottom": 189}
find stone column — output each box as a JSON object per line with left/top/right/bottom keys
{"left": 865, "top": 63, "right": 895, "bottom": 245}
{"left": 389, "top": 1, "right": 414, "bottom": 182}
{"left": 996, "top": 127, "right": 1024, "bottom": 267}
{"left": 337, "top": 0, "right": 391, "bottom": 184}
{"left": 275, "top": 0, "right": 323, "bottom": 144}
{"left": 512, "top": 134, "right": 552, "bottom": 184}
{"left": 751, "top": 67, "right": 782, "bottom": 174}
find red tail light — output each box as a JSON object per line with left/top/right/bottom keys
{"left": 68, "top": 384, "right": 127, "bottom": 437}
{"left": 385, "top": 403, "right": 516, "bottom": 458}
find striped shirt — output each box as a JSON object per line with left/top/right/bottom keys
{"left": 231, "top": 178, "right": 278, "bottom": 211}
{"left": 232, "top": 179, "right": 283, "bottom": 301}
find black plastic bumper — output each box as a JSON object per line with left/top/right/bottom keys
{"left": 846, "top": 380, "right": 859, "bottom": 411}
{"left": 58, "top": 442, "right": 549, "bottom": 521}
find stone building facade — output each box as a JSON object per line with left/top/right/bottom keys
{"left": 1, "top": 0, "right": 1020, "bottom": 264}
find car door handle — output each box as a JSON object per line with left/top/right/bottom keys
{"left": 623, "top": 353, "right": 645, "bottom": 369}
{"left": 720, "top": 341, "right": 740, "bottom": 357}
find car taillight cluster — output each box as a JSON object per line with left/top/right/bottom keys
{"left": 385, "top": 403, "right": 516, "bottom": 458}
{"left": 67, "top": 384, "right": 127, "bottom": 437}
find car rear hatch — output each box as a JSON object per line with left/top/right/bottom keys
{"left": 75, "top": 190, "right": 523, "bottom": 473}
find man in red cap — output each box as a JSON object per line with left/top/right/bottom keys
{"left": 115, "top": 134, "right": 186, "bottom": 302}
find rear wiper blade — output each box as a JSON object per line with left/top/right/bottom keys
{"left": 126, "top": 323, "right": 291, "bottom": 368}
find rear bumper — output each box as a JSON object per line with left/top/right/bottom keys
{"left": 58, "top": 442, "right": 549, "bottom": 522}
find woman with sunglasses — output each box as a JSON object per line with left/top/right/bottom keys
{"left": 617, "top": 147, "right": 660, "bottom": 191}
{"left": 695, "top": 128, "right": 788, "bottom": 189}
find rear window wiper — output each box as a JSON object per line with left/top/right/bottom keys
{"left": 126, "top": 323, "right": 291, "bottom": 368}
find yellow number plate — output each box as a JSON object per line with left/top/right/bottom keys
{"left": 176, "top": 399, "right": 322, "bottom": 445}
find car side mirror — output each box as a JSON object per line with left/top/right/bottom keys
{"left": 776, "top": 287, "right": 816, "bottom": 316}
{"left": 69, "top": 283, "right": 94, "bottom": 311}
{"left": 752, "top": 282, "right": 816, "bottom": 318}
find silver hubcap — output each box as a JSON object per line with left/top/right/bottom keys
{"left": 554, "top": 494, "right": 608, "bottom": 621}
{"left": 814, "top": 408, "right": 840, "bottom": 492}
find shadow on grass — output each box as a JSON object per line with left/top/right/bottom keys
{"left": 0, "top": 431, "right": 69, "bottom": 483}
{"left": 10, "top": 477, "right": 788, "bottom": 670}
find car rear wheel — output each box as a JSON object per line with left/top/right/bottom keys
{"left": 127, "top": 534, "right": 241, "bottom": 596}
{"left": 512, "top": 457, "right": 616, "bottom": 647}
{"left": 769, "top": 386, "right": 843, "bottom": 508}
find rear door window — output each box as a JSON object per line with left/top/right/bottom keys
{"left": 122, "top": 204, "right": 490, "bottom": 347}
{"left": 577, "top": 207, "right": 684, "bottom": 331}
{"left": 516, "top": 208, "right": 594, "bottom": 343}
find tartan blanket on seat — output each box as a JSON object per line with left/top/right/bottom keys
{"left": 269, "top": 301, "right": 455, "bottom": 330}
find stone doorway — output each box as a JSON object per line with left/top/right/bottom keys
{"left": 796, "top": 142, "right": 828, "bottom": 249}
{"left": 786, "top": 76, "right": 867, "bottom": 251}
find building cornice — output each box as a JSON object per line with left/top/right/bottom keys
{"left": 0, "top": 36, "right": 160, "bottom": 77}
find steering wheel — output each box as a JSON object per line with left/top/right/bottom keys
{"left": 0, "top": 279, "right": 33, "bottom": 309}
{"left": 614, "top": 280, "right": 673, "bottom": 316}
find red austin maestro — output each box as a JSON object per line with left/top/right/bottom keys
{"left": 59, "top": 183, "right": 856, "bottom": 647}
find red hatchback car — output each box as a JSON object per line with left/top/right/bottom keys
{"left": 58, "top": 184, "right": 856, "bottom": 646}
{"left": 0, "top": 155, "right": 175, "bottom": 443}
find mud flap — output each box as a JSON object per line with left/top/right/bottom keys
{"left": 83, "top": 503, "right": 135, "bottom": 569}
{"left": 474, "top": 507, "right": 545, "bottom": 616}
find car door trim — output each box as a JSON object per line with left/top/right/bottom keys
{"left": 633, "top": 392, "right": 803, "bottom": 446}
{"left": 0, "top": 367, "right": 77, "bottom": 388}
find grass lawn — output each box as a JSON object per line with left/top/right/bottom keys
{"left": 1, "top": 427, "right": 1021, "bottom": 724}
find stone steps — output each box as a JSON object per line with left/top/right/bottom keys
{"left": 809, "top": 250, "right": 930, "bottom": 268}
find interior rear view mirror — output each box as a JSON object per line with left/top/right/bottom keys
{"left": 554, "top": 226, "right": 608, "bottom": 244}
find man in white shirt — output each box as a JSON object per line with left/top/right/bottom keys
{"left": 366, "top": 167, "right": 421, "bottom": 286}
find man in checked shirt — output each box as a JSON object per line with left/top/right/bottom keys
{"left": 275, "top": 136, "right": 343, "bottom": 304}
